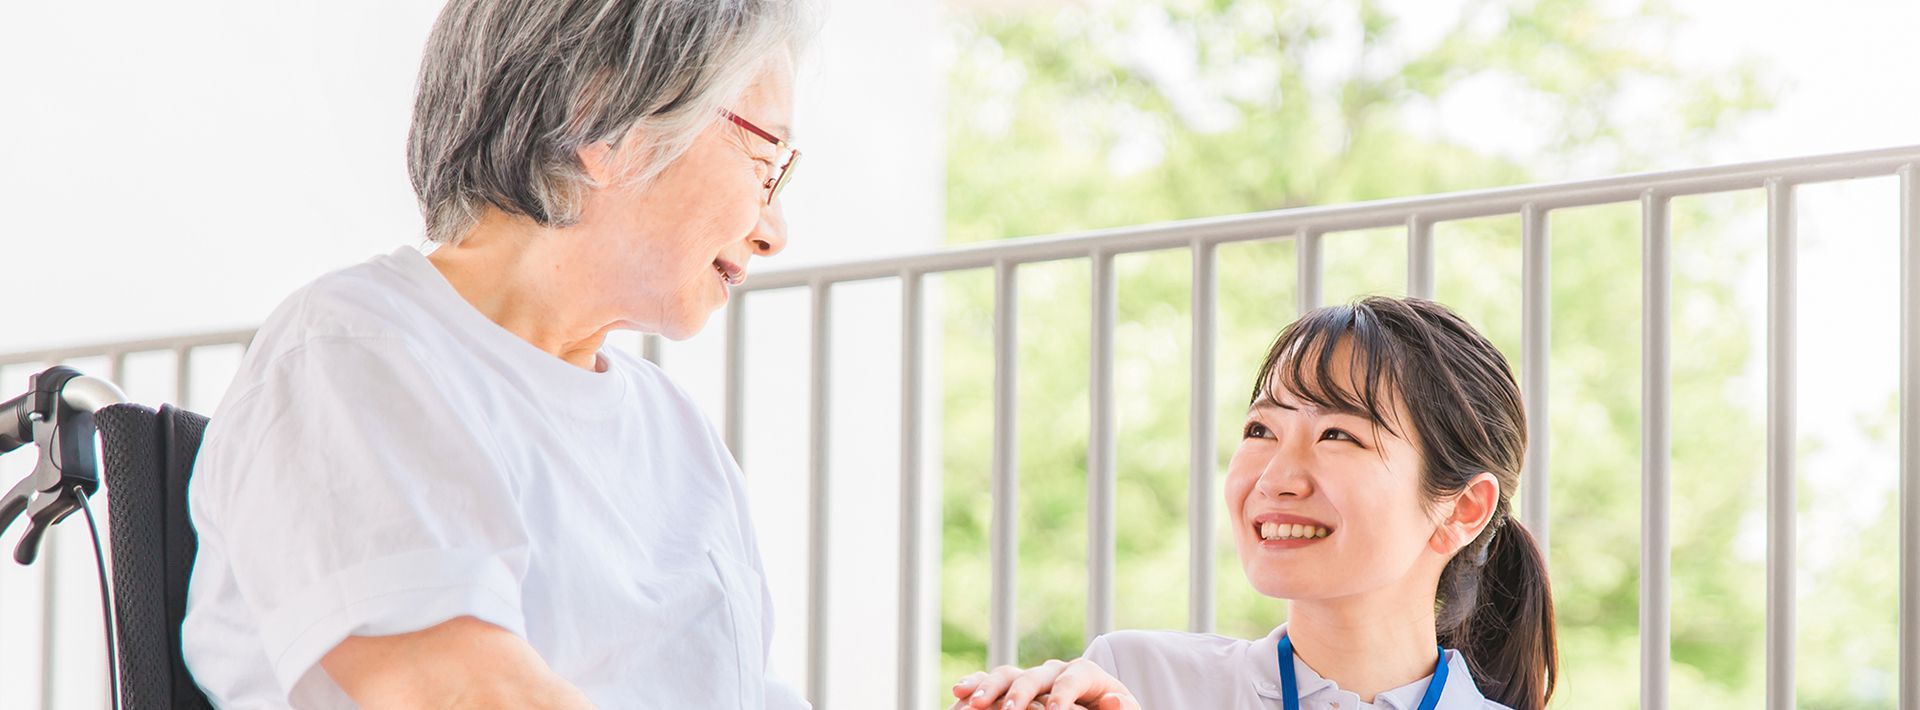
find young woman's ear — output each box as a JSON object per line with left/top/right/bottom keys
{"left": 1428, "top": 472, "right": 1501, "bottom": 556}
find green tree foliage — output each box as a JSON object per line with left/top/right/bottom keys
{"left": 937, "top": 1, "right": 1897, "bottom": 708}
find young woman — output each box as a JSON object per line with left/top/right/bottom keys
{"left": 953, "top": 296, "right": 1557, "bottom": 710}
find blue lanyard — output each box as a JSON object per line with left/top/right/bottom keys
{"left": 1277, "top": 634, "right": 1448, "bottom": 710}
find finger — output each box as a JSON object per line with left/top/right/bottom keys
{"left": 1043, "top": 666, "right": 1091, "bottom": 708}
{"left": 1095, "top": 693, "right": 1143, "bottom": 710}
{"left": 967, "top": 665, "right": 1026, "bottom": 708}
{"left": 1001, "top": 660, "right": 1066, "bottom": 710}
{"left": 1046, "top": 660, "right": 1125, "bottom": 710}
{"left": 1033, "top": 693, "right": 1092, "bottom": 710}
{"left": 953, "top": 672, "right": 988, "bottom": 699}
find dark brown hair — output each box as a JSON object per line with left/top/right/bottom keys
{"left": 1251, "top": 296, "right": 1558, "bottom": 710}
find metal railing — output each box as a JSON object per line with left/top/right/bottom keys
{"left": 718, "top": 145, "right": 1920, "bottom": 710}
{"left": 3, "top": 145, "right": 1918, "bottom": 710}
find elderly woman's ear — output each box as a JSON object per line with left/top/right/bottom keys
{"left": 575, "top": 141, "right": 626, "bottom": 186}
{"left": 577, "top": 142, "right": 612, "bottom": 183}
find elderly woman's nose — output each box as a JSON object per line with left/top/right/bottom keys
{"left": 749, "top": 201, "right": 789, "bottom": 256}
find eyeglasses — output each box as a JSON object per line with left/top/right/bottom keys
{"left": 722, "top": 109, "right": 800, "bottom": 205}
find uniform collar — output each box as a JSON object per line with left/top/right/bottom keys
{"left": 1244, "top": 624, "right": 1494, "bottom": 708}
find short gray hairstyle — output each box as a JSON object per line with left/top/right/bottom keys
{"left": 407, "top": 0, "right": 813, "bottom": 244}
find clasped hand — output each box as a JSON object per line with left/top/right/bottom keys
{"left": 949, "top": 658, "right": 1143, "bottom": 710}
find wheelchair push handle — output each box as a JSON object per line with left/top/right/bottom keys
{"left": 0, "top": 391, "right": 31, "bottom": 453}
{"left": 0, "top": 366, "right": 129, "bottom": 565}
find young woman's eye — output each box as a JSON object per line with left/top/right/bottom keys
{"left": 1320, "top": 428, "right": 1360, "bottom": 445}
{"left": 1242, "top": 421, "right": 1273, "bottom": 439}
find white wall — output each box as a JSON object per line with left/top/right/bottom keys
{"left": 0, "top": 0, "right": 944, "bottom": 707}
{"left": 0, "top": 2, "right": 441, "bottom": 355}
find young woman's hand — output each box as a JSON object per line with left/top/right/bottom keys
{"left": 949, "top": 658, "right": 1142, "bottom": 710}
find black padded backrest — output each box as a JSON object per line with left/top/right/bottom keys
{"left": 96, "top": 403, "right": 215, "bottom": 710}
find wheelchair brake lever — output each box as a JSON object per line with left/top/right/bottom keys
{"left": 2, "top": 450, "right": 74, "bottom": 565}
{"left": 12, "top": 487, "right": 79, "bottom": 565}
{"left": 0, "top": 442, "right": 56, "bottom": 544}
{"left": 0, "top": 475, "right": 32, "bottom": 538}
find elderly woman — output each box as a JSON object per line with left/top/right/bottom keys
{"left": 179, "top": 1, "right": 812, "bottom": 707}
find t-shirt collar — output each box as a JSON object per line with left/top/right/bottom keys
{"left": 382, "top": 244, "right": 632, "bottom": 414}
{"left": 1245, "top": 623, "right": 1490, "bottom": 708}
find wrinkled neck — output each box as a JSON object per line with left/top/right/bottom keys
{"left": 427, "top": 217, "right": 615, "bottom": 372}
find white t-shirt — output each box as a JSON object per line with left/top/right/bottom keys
{"left": 1085, "top": 624, "right": 1510, "bottom": 710}
{"left": 182, "top": 245, "right": 805, "bottom": 709}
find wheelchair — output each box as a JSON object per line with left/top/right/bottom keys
{"left": 2, "top": 365, "right": 216, "bottom": 709}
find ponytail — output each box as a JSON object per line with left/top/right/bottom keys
{"left": 1437, "top": 517, "right": 1557, "bottom": 710}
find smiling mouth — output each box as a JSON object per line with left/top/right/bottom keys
{"left": 1257, "top": 522, "right": 1331, "bottom": 540}
{"left": 713, "top": 258, "right": 745, "bottom": 286}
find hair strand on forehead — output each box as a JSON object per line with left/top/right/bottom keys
{"left": 1255, "top": 300, "right": 1406, "bottom": 440}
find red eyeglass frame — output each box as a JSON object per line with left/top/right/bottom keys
{"left": 722, "top": 109, "right": 799, "bottom": 205}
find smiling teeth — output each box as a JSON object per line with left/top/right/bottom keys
{"left": 1259, "top": 522, "right": 1330, "bottom": 540}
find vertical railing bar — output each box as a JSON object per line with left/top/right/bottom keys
{"left": 1297, "top": 228, "right": 1322, "bottom": 316}
{"left": 1641, "top": 190, "right": 1672, "bottom": 710}
{"left": 174, "top": 345, "right": 193, "bottom": 411}
{"left": 641, "top": 334, "right": 664, "bottom": 365}
{"left": 1899, "top": 164, "right": 1919, "bottom": 710}
{"left": 724, "top": 300, "right": 747, "bottom": 463}
{"left": 39, "top": 531, "right": 57, "bottom": 710}
{"left": 896, "top": 271, "right": 931, "bottom": 710}
{"left": 990, "top": 260, "right": 1019, "bottom": 667}
{"left": 107, "top": 351, "right": 127, "bottom": 390}
{"left": 1521, "top": 204, "right": 1552, "bottom": 554}
{"left": 1408, "top": 215, "right": 1435, "bottom": 299}
{"left": 806, "top": 281, "right": 832, "bottom": 707}
{"left": 1088, "top": 251, "right": 1117, "bottom": 640}
{"left": 1766, "top": 179, "right": 1797, "bottom": 710}
{"left": 1188, "top": 238, "right": 1218, "bottom": 634}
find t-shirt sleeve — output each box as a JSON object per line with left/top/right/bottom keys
{"left": 189, "top": 335, "right": 532, "bottom": 698}
{"left": 1083, "top": 633, "right": 1119, "bottom": 675}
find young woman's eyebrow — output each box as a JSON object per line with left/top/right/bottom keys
{"left": 1253, "top": 392, "right": 1372, "bottom": 421}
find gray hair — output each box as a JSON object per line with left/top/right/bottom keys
{"left": 407, "top": 0, "right": 814, "bottom": 244}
